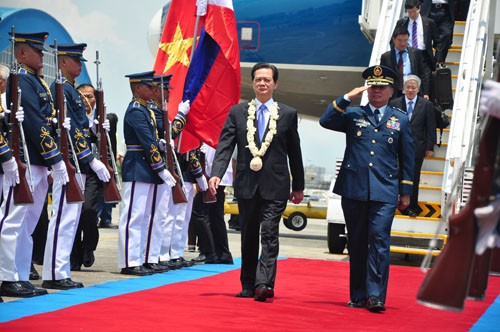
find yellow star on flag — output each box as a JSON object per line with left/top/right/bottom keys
{"left": 158, "top": 22, "right": 194, "bottom": 73}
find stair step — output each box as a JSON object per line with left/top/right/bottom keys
{"left": 390, "top": 245, "right": 441, "bottom": 256}
{"left": 422, "top": 157, "right": 446, "bottom": 172}
{"left": 420, "top": 171, "right": 443, "bottom": 187}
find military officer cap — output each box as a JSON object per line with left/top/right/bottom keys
{"left": 152, "top": 74, "right": 173, "bottom": 89}
{"left": 125, "top": 71, "right": 155, "bottom": 86}
{"left": 51, "top": 43, "right": 88, "bottom": 62}
{"left": 362, "top": 65, "right": 398, "bottom": 86}
{"left": 9, "top": 31, "right": 48, "bottom": 51}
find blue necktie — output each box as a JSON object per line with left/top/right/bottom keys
{"left": 374, "top": 109, "right": 380, "bottom": 124}
{"left": 407, "top": 100, "right": 414, "bottom": 121}
{"left": 412, "top": 20, "right": 418, "bottom": 48}
{"left": 257, "top": 104, "right": 267, "bottom": 142}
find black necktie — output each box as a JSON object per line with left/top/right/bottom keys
{"left": 374, "top": 109, "right": 380, "bottom": 124}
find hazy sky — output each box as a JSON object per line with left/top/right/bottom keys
{"left": 2, "top": 0, "right": 347, "bottom": 178}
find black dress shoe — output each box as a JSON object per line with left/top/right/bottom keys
{"left": 1, "top": 281, "right": 48, "bottom": 297}
{"left": 254, "top": 285, "right": 274, "bottom": 302}
{"left": 236, "top": 289, "right": 255, "bottom": 298}
{"left": 178, "top": 257, "right": 194, "bottom": 267}
{"left": 83, "top": 249, "right": 95, "bottom": 267}
{"left": 216, "top": 258, "right": 234, "bottom": 265}
{"left": 121, "top": 266, "right": 155, "bottom": 276}
{"left": 366, "top": 296, "right": 386, "bottom": 312}
{"left": 30, "top": 263, "right": 40, "bottom": 280}
{"left": 70, "top": 262, "right": 82, "bottom": 271}
{"left": 164, "top": 260, "right": 182, "bottom": 270}
{"left": 192, "top": 254, "right": 218, "bottom": 264}
{"left": 0, "top": 296, "right": 3, "bottom": 302}
{"left": 347, "top": 299, "right": 366, "bottom": 308}
{"left": 143, "top": 263, "right": 169, "bottom": 273}
{"left": 42, "top": 278, "right": 84, "bottom": 290}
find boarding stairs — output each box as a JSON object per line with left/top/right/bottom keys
{"left": 359, "top": 0, "right": 495, "bottom": 256}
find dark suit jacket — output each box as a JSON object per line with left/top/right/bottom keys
{"left": 421, "top": 0, "right": 455, "bottom": 22}
{"left": 390, "top": 95, "right": 436, "bottom": 159}
{"left": 380, "top": 46, "right": 431, "bottom": 96}
{"left": 394, "top": 16, "right": 441, "bottom": 70}
{"left": 211, "top": 101, "right": 304, "bottom": 201}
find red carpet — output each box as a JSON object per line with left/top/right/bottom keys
{"left": 2, "top": 258, "right": 499, "bottom": 331}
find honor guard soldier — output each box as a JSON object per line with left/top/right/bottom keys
{"left": 0, "top": 31, "right": 68, "bottom": 298}
{"left": 119, "top": 71, "right": 176, "bottom": 276}
{"left": 320, "top": 65, "right": 414, "bottom": 312}
{"left": 158, "top": 101, "right": 206, "bottom": 270}
{"left": 43, "top": 43, "right": 110, "bottom": 290}
{"left": 140, "top": 74, "right": 175, "bottom": 273}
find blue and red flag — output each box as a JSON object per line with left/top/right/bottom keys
{"left": 152, "top": 0, "right": 200, "bottom": 120}
{"left": 180, "top": 0, "right": 241, "bottom": 153}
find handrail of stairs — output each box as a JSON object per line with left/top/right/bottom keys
{"left": 361, "top": 0, "right": 404, "bottom": 105}
{"left": 441, "top": 0, "right": 496, "bottom": 214}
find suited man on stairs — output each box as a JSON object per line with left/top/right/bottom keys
{"left": 390, "top": 75, "right": 436, "bottom": 217}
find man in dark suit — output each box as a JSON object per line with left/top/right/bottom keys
{"left": 381, "top": 27, "right": 430, "bottom": 100}
{"left": 420, "top": 0, "right": 456, "bottom": 65}
{"left": 320, "top": 65, "right": 414, "bottom": 312}
{"left": 390, "top": 75, "right": 436, "bottom": 217}
{"left": 394, "top": 0, "right": 441, "bottom": 82}
{"left": 209, "top": 62, "right": 304, "bottom": 302}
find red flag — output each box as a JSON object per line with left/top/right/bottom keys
{"left": 179, "top": 0, "right": 241, "bottom": 153}
{"left": 152, "top": 0, "right": 201, "bottom": 121}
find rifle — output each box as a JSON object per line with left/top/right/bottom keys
{"left": 94, "top": 51, "right": 121, "bottom": 203}
{"left": 53, "top": 40, "right": 85, "bottom": 203}
{"left": 8, "top": 26, "right": 34, "bottom": 205}
{"left": 160, "top": 77, "right": 187, "bottom": 204}
{"left": 199, "top": 151, "right": 216, "bottom": 203}
{"left": 417, "top": 116, "right": 499, "bottom": 311}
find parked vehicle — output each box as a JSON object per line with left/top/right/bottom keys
{"left": 224, "top": 196, "right": 327, "bottom": 231}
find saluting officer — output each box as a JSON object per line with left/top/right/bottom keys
{"left": 119, "top": 71, "right": 176, "bottom": 276}
{"left": 43, "top": 43, "right": 110, "bottom": 290}
{"left": 320, "top": 65, "right": 414, "bottom": 312}
{"left": 0, "top": 32, "right": 68, "bottom": 298}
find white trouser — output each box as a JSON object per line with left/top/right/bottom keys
{"left": 42, "top": 174, "right": 86, "bottom": 281}
{"left": 143, "top": 183, "right": 171, "bottom": 264}
{"left": 0, "top": 165, "right": 49, "bottom": 282}
{"left": 118, "top": 181, "right": 154, "bottom": 269}
{"left": 169, "top": 183, "right": 195, "bottom": 259}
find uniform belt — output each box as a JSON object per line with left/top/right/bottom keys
{"left": 431, "top": 3, "right": 447, "bottom": 8}
{"left": 126, "top": 145, "right": 144, "bottom": 152}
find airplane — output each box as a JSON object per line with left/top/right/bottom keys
{"left": 147, "top": 0, "right": 373, "bottom": 119}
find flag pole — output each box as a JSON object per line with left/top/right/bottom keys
{"left": 177, "top": 0, "right": 207, "bottom": 153}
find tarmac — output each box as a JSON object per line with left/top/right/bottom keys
{"left": 2, "top": 205, "right": 423, "bottom": 303}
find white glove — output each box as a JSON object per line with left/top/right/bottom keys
{"left": 479, "top": 80, "right": 500, "bottom": 119}
{"left": 196, "top": 176, "right": 208, "bottom": 191}
{"left": 158, "top": 139, "right": 167, "bottom": 152}
{"left": 51, "top": 160, "right": 69, "bottom": 185}
{"left": 178, "top": 100, "right": 190, "bottom": 116}
{"left": 15, "top": 106, "right": 24, "bottom": 123}
{"left": 474, "top": 198, "right": 500, "bottom": 255}
{"left": 63, "top": 117, "right": 71, "bottom": 131}
{"left": 90, "top": 159, "right": 111, "bottom": 182}
{"left": 102, "top": 119, "right": 110, "bottom": 133}
{"left": 1, "top": 157, "right": 19, "bottom": 187}
{"left": 170, "top": 139, "right": 176, "bottom": 150}
{"left": 158, "top": 169, "right": 176, "bottom": 187}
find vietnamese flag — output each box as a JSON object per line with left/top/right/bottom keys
{"left": 152, "top": 0, "right": 201, "bottom": 122}
{"left": 180, "top": 0, "right": 241, "bottom": 153}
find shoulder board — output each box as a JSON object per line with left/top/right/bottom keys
{"left": 393, "top": 107, "right": 407, "bottom": 114}
{"left": 132, "top": 100, "right": 141, "bottom": 108}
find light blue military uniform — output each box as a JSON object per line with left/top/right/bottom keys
{"left": 320, "top": 65, "right": 414, "bottom": 306}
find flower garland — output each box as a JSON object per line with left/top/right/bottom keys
{"left": 246, "top": 99, "right": 279, "bottom": 171}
